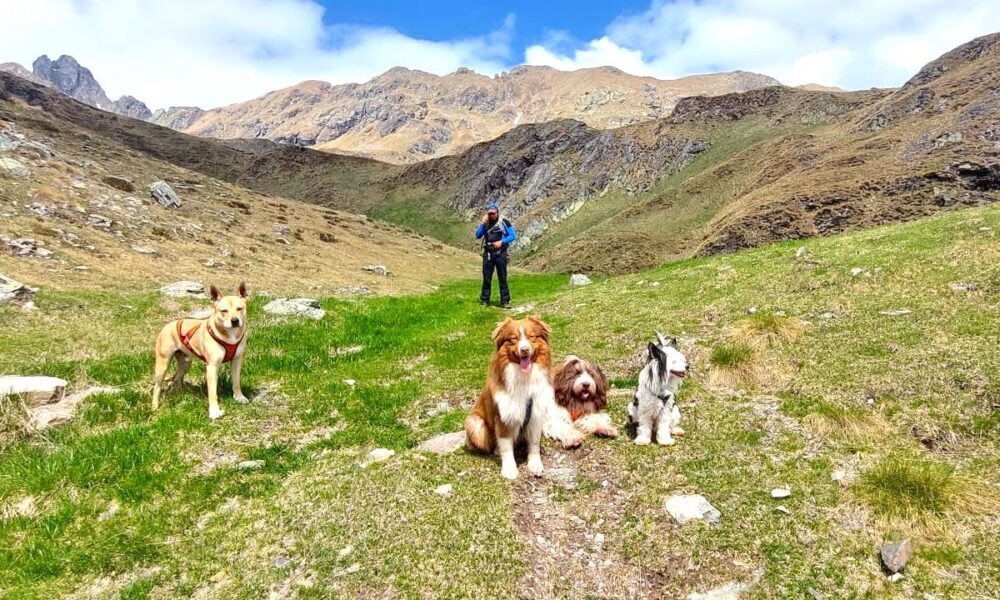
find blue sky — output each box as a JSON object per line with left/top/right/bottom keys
{"left": 2, "top": 0, "right": 999, "bottom": 109}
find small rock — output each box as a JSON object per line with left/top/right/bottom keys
{"left": 362, "top": 264, "right": 392, "bottom": 277}
{"left": 237, "top": 460, "right": 266, "bottom": 470}
{"left": 569, "top": 273, "right": 592, "bottom": 286}
{"left": 160, "top": 280, "right": 205, "bottom": 298}
{"left": 263, "top": 298, "right": 325, "bottom": 320}
{"left": 149, "top": 180, "right": 181, "bottom": 208}
{"left": 592, "top": 532, "right": 605, "bottom": 548}
{"left": 879, "top": 309, "right": 912, "bottom": 316}
{"left": 850, "top": 267, "right": 865, "bottom": 277}
{"left": 747, "top": 306, "right": 758, "bottom": 314}
{"left": 7, "top": 238, "right": 52, "bottom": 258}
{"left": 98, "top": 501, "right": 121, "bottom": 521}
{"left": 795, "top": 247, "right": 809, "bottom": 259}
{"left": 102, "top": 175, "right": 135, "bottom": 192}
{"left": 416, "top": 431, "right": 465, "bottom": 454}
{"left": 363, "top": 448, "right": 394, "bottom": 466}
{"left": 272, "top": 223, "right": 292, "bottom": 236}
{"left": 0, "top": 157, "right": 29, "bottom": 177}
{"left": 775, "top": 505, "right": 791, "bottom": 514}
{"left": 131, "top": 245, "right": 158, "bottom": 255}
{"left": 29, "top": 385, "right": 118, "bottom": 430}
{"left": 434, "top": 484, "right": 453, "bottom": 497}
{"left": 337, "top": 545, "right": 353, "bottom": 560}
{"left": 664, "top": 494, "right": 721, "bottom": 525}
{"left": 807, "top": 589, "right": 824, "bottom": 600}
{"left": 770, "top": 488, "right": 792, "bottom": 499}
{"left": 0, "top": 274, "right": 35, "bottom": 304}
{"left": 686, "top": 581, "right": 751, "bottom": 600}
{"left": 343, "top": 379, "right": 357, "bottom": 387}
{"left": 818, "top": 312, "right": 837, "bottom": 320}
{"left": 949, "top": 282, "right": 977, "bottom": 293}
{"left": 887, "top": 573, "right": 904, "bottom": 583}
{"left": 880, "top": 538, "right": 912, "bottom": 574}
{"left": 831, "top": 470, "right": 846, "bottom": 483}
{"left": 274, "top": 555, "right": 292, "bottom": 569}
{"left": 87, "top": 214, "right": 112, "bottom": 229}
{"left": 0, "top": 375, "right": 66, "bottom": 406}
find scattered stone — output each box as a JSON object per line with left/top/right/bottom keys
{"left": 434, "top": 484, "right": 453, "bottom": 497}
{"left": 363, "top": 448, "right": 394, "bottom": 466}
{"left": 0, "top": 157, "right": 29, "bottom": 177}
{"left": 949, "top": 282, "right": 977, "bottom": 293}
{"left": 686, "top": 581, "right": 751, "bottom": 600}
{"left": 237, "top": 460, "right": 266, "bottom": 471}
{"left": 416, "top": 431, "right": 466, "bottom": 454}
{"left": 747, "top": 306, "right": 758, "bottom": 314}
{"left": 88, "top": 214, "right": 112, "bottom": 229}
{"left": 263, "top": 298, "right": 325, "bottom": 320}
{"left": 569, "top": 273, "right": 592, "bottom": 286}
{"left": 818, "top": 312, "right": 837, "bottom": 320}
{"left": 775, "top": 505, "right": 791, "bottom": 515}
{"left": 831, "top": 470, "right": 847, "bottom": 484}
{"left": 98, "top": 501, "right": 120, "bottom": 521}
{"left": 274, "top": 555, "right": 292, "bottom": 568}
{"left": 272, "top": 223, "right": 292, "bottom": 236}
{"left": 547, "top": 465, "right": 578, "bottom": 490}
{"left": 807, "top": 588, "right": 824, "bottom": 600}
{"left": 337, "top": 545, "right": 353, "bottom": 560}
{"left": 592, "top": 532, "right": 605, "bottom": 549}
{"left": 29, "top": 385, "right": 119, "bottom": 430}
{"left": 850, "top": 267, "right": 865, "bottom": 277}
{"left": 102, "top": 175, "right": 135, "bottom": 192}
{"left": 6, "top": 238, "right": 53, "bottom": 258}
{"left": 362, "top": 264, "right": 392, "bottom": 277}
{"left": 880, "top": 538, "right": 912, "bottom": 574}
{"left": 795, "top": 247, "right": 809, "bottom": 259}
{"left": 0, "top": 375, "right": 66, "bottom": 406}
{"left": 0, "top": 274, "right": 35, "bottom": 304}
{"left": 149, "top": 180, "right": 181, "bottom": 208}
{"left": 888, "top": 573, "right": 904, "bottom": 583}
{"left": 160, "top": 280, "right": 204, "bottom": 298}
{"left": 343, "top": 379, "right": 357, "bottom": 387}
{"left": 770, "top": 488, "right": 792, "bottom": 499}
{"left": 664, "top": 494, "right": 721, "bottom": 525}
{"left": 879, "top": 309, "right": 912, "bottom": 316}
{"left": 131, "top": 245, "right": 158, "bottom": 255}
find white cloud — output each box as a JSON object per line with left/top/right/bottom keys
{"left": 0, "top": 0, "right": 514, "bottom": 109}
{"left": 526, "top": 0, "right": 1000, "bottom": 89}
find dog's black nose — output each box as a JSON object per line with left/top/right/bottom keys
{"left": 231, "top": 318, "right": 241, "bottom": 327}
{"left": 581, "top": 381, "right": 591, "bottom": 389}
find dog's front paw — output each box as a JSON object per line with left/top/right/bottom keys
{"left": 634, "top": 435, "right": 652, "bottom": 446}
{"left": 527, "top": 456, "right": 544, "bottom": 477}
{"left": 233, "top": 394, "right": 250, "bottom": 405}
{"left": 501, "top": 463, "right": 519, "bottom": 480}
{"left": 657, "top": 436, "right": 675, "bottom": 446}
{"left": 562, "top": 433, "right": 585, "bottom": 449}
{"left": 208, "top": 406, "right": 224, "bottom": 420}
{"left": 595, "top": 426, "right": 618, "bottom": 438}
{"left": 670, "top": 426, "right": 685, "bottom": 436}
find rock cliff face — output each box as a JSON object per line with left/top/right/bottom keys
{"left": 156, "top": 66, "right": 778, "bottom": 163}
{"left": 31, "top": 55, "right": 113, "bottom": 110}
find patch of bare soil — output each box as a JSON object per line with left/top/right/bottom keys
{"left": 511, "top": 443, "right": 679, "bottom": 599}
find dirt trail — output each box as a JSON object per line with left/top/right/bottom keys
{"left": 511, "top": 443, "right": 675, "bottom": 599}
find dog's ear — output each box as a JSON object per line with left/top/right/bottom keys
{"left": 209, "top": 284, "right": 222, "bottom": 303}
{"left": 656, "top": 332, "right": 677, "bottom": 348}
{"left": 648, "top": 341, "right": 667, "bottom": 363}
{"left": 527, "top": 315, "right": 552, "bottom": 337}
{"left": 491, "top": 318, "right": 513, "bottom": 344}
{"left": 237, "top": 281, "right": 250, "bottom": 299}
{"left": 591, "top": 362, "right": 609, "bottom": 410}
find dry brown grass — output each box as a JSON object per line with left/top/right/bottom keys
{"left": 706, "top": 341, "right": 763, "bottom": 388}
{"left": 730, "top": 312, "right": 806, "bottom": 349}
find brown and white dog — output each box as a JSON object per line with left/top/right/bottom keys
{"left": 545, "top": 355, "right": 617, "bottom": 448}
{"left": 465, "top": 316, "right": 553, "bottom": 480}
{"left": 152, "top": 282, "right": 250, "bottom": 420}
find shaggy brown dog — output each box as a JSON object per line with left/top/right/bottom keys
{"left": 546, "top": 356, "right": 617, "bottom": 447}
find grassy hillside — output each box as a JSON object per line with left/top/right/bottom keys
{"left": 1, "top": 203, "right": 997, "bottom": 598}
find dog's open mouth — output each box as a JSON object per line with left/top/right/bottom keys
{"left": 670, "top": 370, "right": 687, "bottom": 378}
{"left": 519, "top": 355, "right": 532, "bottom": 373}
{"left": 577, "top": 390, "right": 592, "bottom": 400}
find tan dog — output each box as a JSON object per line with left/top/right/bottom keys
{"left": 152, "top": 282, "right": 250, "bottom": 420}
{"left": 465, "top": 316, "right": 553, "bottom": 480}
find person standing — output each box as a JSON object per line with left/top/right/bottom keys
{"left": 475, "top": 202, "right": 516, "bottom": 308}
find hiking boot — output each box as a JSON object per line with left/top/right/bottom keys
{"left": 480, "top": 301, "right": 490, "bottom": 307}
{"left": 501, "top": 302, "right": 512, "bottom": 309}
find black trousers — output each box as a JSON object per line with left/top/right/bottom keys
{"left": 481, "top": 250, "right": 510, "bottom": 305}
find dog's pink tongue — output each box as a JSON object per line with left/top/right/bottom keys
{"left": 519, "top": 356, "right": 532, "bottom": 373}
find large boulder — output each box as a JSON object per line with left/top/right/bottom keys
{"left": 149, "top": 180, "right": 181, "bottom": 208}
{"left": 569, "top": 273, "right": 592, "bottom": 286}
{"left": 160, "top": 280, "right": 205, "bottom": 298}
{"left": 263, "top": 298, "right": 325, "bottom": 320}
{"left": 102, "top": 175, "right": 135, "bottom": 192}
{"left": 0, "top": 376, "right": 67, "bottom": 406}
{"left": 0, "top": 274, "right": 35, "bottom": 304}
{"left": 0, "top": 157, "right": 29, "bottom": 177}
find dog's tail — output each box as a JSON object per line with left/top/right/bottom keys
{"left": 464, "top": 413, "right": 494, "bottom": 454}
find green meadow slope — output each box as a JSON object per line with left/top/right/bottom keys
{"left": 1, "top": 204, "right": 998, "bottom": 598}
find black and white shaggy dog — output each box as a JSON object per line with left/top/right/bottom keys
{"left": 627, "top": 333, "right": 688, "bottom": 446}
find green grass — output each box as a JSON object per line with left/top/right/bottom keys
{"left": 1, "top": 204, "right": 999, "bottom": 597}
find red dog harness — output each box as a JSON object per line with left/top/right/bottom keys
{"left": 176, "top": 319, "right": 244, "bottom": 363}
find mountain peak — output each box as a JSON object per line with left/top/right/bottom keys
{"left": 31, "top": 53, "right": 113, "bottom": 110}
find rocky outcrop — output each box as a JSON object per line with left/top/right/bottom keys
{"left": 32, "top": 55, "right": 113, "bottom": 110}
{"left": 113, "top": 95, "right": 152, "bottom": 120}
{"left": 151, "top": 106, "right": 206, "bottom": 130}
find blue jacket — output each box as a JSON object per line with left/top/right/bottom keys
{"left": 475, "top": 218, "right": 516, "bottom": 246}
